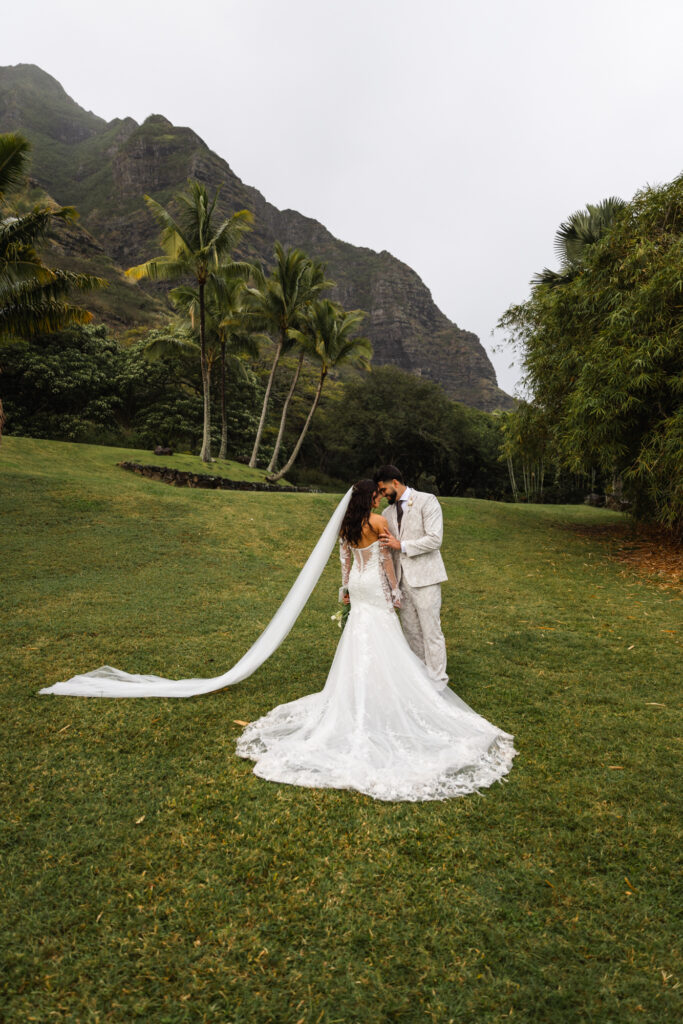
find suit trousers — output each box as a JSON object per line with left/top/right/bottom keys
{"left": 399, "top": 580, "right": 448, "bottom": 684}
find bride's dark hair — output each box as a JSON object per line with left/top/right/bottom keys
{"left": 340, "top": 479, "right": 377, "bottom": 546}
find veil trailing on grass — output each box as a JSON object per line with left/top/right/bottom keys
{"left": 39, "top": 488, "right": 353, "bottom": 699}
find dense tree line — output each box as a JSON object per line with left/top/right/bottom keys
{"left": 499, "top": 174, "right": 683, "bottom": 534}
{"left": 1, "top": 324, "right": 513, "bottom": 496}
{"left": 292, "top": 366, "right": 510, "bottom": 496}
{"left": 1, "top": 316, "right": 597, "bottom": 500}
{"left": 0, "top": 324, "right": 260, "bottom": 456}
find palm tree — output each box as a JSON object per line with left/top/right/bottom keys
{"left": 1, "top": 132, "right": 104, "bottom": 342}
{"left": 532, "top": 197, "right": 627, "bottom": 288}
{"left": 265, "top": 255, "right": 330, "bottom": 474}
{"left": 215, "top": 277, "right": 260, "bottom": 460}
{"left": 245, "top": 243, "right": 332, "bottom": 468}
{"left": 267, "top": 300, "right": 372, "bottom": 482}
{"left": 169, "top": 272, "right": 259, "bottom": 460}
{"left": 126, "top": 180, "right": 253, "bottom": 462}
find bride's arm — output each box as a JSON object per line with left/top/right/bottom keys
{"left": 382, "top": 549, "right": 402, "bottom": 608}
{"left": 339, "top": 538, "right": 352, "bottom": 603}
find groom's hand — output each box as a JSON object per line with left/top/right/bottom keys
{"left": 380, "top": 530, "right": 401, "bottom": 551}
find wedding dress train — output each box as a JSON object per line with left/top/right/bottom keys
{"left": 237, "top": 541, "right": 517, "bottom": 801}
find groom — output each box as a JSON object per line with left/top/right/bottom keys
{"left": 374, "top": 465, "right": 449, "bottom": 686}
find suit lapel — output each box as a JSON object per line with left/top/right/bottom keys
{"left": 399, "top": 490, "right": 416, "bottom": 536}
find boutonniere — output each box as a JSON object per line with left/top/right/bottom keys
{"left": 406, "top": 496, "right": 414, "bottom": 509}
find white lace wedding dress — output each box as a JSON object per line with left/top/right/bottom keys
{"left": 236, "top": 539, "right": 517, "bottom": 801}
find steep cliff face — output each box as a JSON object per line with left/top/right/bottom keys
{"left": 16, "top": 180, "right": 166, "bottom": 330}
{"left": 0, "top": 63, "right": 513, "bottom": 411}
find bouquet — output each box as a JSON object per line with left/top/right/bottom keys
{"left": 331, "top": 600, "right": 351, "bottom": 631}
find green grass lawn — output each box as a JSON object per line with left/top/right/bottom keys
{"left": 1, "top": 436, "right": 680, "bottom": 1024}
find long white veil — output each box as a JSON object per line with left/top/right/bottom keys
{"left": 39, "top": 488, "right": 353, "bottom": 698}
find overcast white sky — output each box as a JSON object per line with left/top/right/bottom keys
{"left": 3, "top": 0, "right": 682, "bottom": 394}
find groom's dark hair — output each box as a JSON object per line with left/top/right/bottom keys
{"left": 373, "top": 464, "right": 403, "bottom": 485}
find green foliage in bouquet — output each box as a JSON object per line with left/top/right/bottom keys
{"left": 331, "top": 599, "right": 351, "bottom": 631}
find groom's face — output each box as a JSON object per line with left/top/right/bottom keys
{"left": 376, "top": 480, "right": 398, "bottom": 503}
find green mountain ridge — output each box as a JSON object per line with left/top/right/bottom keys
{"left": 0, "top": 63, "right": 513, "bottom": 411}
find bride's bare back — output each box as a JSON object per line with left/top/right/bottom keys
{"left": 355, "top": 513, "right": 389, "bottom": 549}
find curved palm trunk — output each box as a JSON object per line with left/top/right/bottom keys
{"left": 249, "top": 335, "right": 283, "bottom": 468}
{"left": 218, "top": 341, "right": 228, "bottom": 460}
{"left": 198, "top": 283, "right": 212, "bottom": 463}
{"left": 199, "top": 362, "right": 212, "bottom": 462}
{"left": 267, "top": 349, "right": 305, "bottom": 473}
{"left": 267, "top": 370, "right": 326, "bottom": 482}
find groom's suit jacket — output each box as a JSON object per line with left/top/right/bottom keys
{"left": 384, "top": 489, "right": 448, "bottom": 589}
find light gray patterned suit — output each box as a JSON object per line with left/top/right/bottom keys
{"left": 383, "top": 489, "right": 449, "bottom": 684}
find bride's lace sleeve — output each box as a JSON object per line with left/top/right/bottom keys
{"left": 339, "top": 538, "right": 352, "bottom": 602}
{"left": 381, "top": 547, "right": 402, "bottom": 609}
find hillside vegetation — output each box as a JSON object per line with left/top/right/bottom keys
{"left": 0, "top": 437, "right": 679, "bottom": 1022}
{"left": 0, "top": 63, "right": 512, "bottom": 411}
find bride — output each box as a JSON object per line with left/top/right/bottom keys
{"left": 236, "top": 479, "right": 516, "bottom": 802}
{"left": 40, "top": 479, "right": 516, "bottom": 801}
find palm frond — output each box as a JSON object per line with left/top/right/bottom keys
{"left": 0, "top": 257, "right": 56, "bottom": 289}
{"left": 285, "top": 327, "right": 308, "bottom": 345}
{"left": 169, "top": 284, "right": 199, "bottom": 308}
{"left": 143, "top": 333, "right": 199, "bottom": 361}
{"left": 142, "top": 195, "right": 193, "bottom": 259}
{"left": 0, "top": 133, "right": 31, "bottom": 200}
{"left": 126, "top": 256, "right": 188, "bottom": 282}
{"left": 533, "top": 196, "right": 627, "bottom": 290}
{"left": 531, "top": 267, "right": 575, "bottom": 289}
{"left": 332, "top": 336, "right": 373, "bottom": 370}
{"left": 551, "top": 196, "right": 627, "bottom": 267}
{"left": 213, "top": 258, "right": 258, "bottom": 285}
{"left": 4, "top": 269, "right": 105, "bottom": 303}
{"left": 0, "top": 296, "right": 93, "bottom": 340}
{"left": 224, "top": 353, "right": 255, "bottom": 381}
{"left": 210, "top": 210, "right": 254, "bottom": 258}
{"left": 1, "top": 206, "right": 71, "bottom": 254}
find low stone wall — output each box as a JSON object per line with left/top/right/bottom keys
{"left": 118, "top": 462, "right": 309, "bottom": 492}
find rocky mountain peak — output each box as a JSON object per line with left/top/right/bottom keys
{"left": 0, "top": 64, "right": 513, "bottom": 411}
{"left": 142, "top": 114, "right": 174, "bottom": 129}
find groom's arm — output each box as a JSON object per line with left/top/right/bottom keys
{"left": 402, "top": 495, "right": 443, "bottom": 558}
